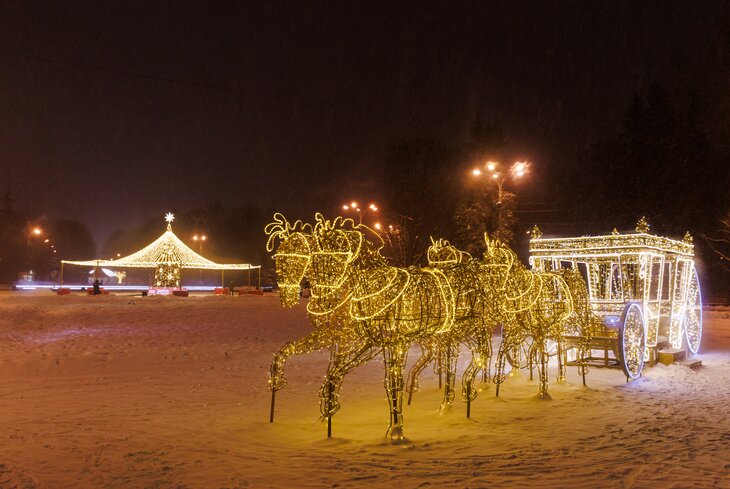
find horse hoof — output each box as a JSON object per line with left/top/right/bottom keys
{"left": 387, "top": 427, "right": 406, "bottom": 442}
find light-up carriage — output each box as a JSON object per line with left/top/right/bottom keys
{"left": 528, "top": 226, "right": 702, "bottom": 381}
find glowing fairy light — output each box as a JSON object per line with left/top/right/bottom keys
{"left": 529, "top": 217, "right": 702, "bottom": 378}
{"left": 265, "top": 213, "right": 699, "bottom": 440}
{"left": 62, "top": 212, "right": 259, "bottom": 288}
{"left": 267, "top": 212, "right": 580, "bottom": 438}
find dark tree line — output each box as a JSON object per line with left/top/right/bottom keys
{"left": 564, "top": 82, "right": 726, "bottom": 238}
{"left": 377, "top": 118, "right": 518, "bottom": 266}
{"left": 0, "top": 191, "right": 96, "bottom": 283}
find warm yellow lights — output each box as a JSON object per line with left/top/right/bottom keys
{"left": 268, "top": 212, "right": 575, "bottom": 438}
{"left": 529, "top": 217, "right": 702, "bottom": 377}
{"left": 342, "top": 199, "right": 379, "bottom": 225}
{"left": 511, "top": 161, "right": 528, "bottom": 178}
{"left": 32, "top": 227, "right": 42, "bottom": 235}
{"left": 266, "top": 213, "right": 701, "bottom": 440}
{"left": 62, "top": 212, "right": 259, "bottom": 288}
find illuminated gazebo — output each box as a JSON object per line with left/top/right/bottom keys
{"left": 60, "top": 213, "right": 260, "bottom": 289}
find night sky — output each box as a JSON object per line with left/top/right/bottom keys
{"left": 0, "top": 1, "right": 725, "bottom": 244}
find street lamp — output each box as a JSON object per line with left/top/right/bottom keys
{"left": 25, "top": 226, "right": 44, "bottom": 279}
{"left": 342, "top": 200, "right": 378, "bottom": 224}
{"left": 192, "top": 234, "right": 207, "bottom": 285}
{"left": 472, "top": 160, "right": 530, "bottom": 240}
{"left": 472, "top": 160, "right": 529, "bottom": 205}
{"left": 192, "top": 234, "right": 207, "bottom": 254}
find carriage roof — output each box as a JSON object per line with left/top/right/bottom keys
{"left": 529, "top": 232, "right": 694, "bottom": 261}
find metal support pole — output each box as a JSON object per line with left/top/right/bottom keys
{"left": 269, "top": 390, "right": 276, "bottom": 423}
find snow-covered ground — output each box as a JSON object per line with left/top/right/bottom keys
{"left": 0, "top": 291, "right": 728, "bottom": 488}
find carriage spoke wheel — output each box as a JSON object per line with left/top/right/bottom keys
{"left": 684, "top": 268, "right": 702, "bottom": 355}
{"left": 618, "top": 303, "right": 646, "bottom": 380}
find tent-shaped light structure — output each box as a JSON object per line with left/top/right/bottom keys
{"left": 61, "top": 213, "right": 260, "bottom": 288}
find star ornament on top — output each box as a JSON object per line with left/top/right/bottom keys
{"left": 165, "top": 212, "right": 175, "bottom": 224}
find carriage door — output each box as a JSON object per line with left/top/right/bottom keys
{"left": 643, "top": 254, "right": 664, "bottom": 350}
{"left": 669, "top": 259, "right": 692, "bottom": 349}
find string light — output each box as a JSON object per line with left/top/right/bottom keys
{"left": 266, "top": 213, "right": 701, "bottom": 439}
{"left": 529, "top": 217, "right": 702, "bottom": 377}
{"left": 63, "top": 212, "right": 259, "bottom": 288}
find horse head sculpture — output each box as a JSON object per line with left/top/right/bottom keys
{"left": 265, "top": 213, "right": 314, "bottom": 307}
{"left": 427, "top": 237, "right": 471, "bottom": 267}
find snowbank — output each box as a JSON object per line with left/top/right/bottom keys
{"left": 0, "top": 291, "right": 727, "bottom": 488}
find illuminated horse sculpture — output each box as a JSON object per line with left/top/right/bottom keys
{"left": 483, "top": 234, "right": 574, "bottom": 399}
{"left": 311, "top": 214, "right": 456, "bottom": 440}
{"left": 265, "top": 214, "right": 380, "bottom": 436}
{"left": 552, "top": 266, "right": 603, "bottom": 386}
{"left": 406, "top": 238, "right": 504, "bottom": 417}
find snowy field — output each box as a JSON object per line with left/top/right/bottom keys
{"left": 0, "top": 291, "right": 728, "bottom": 488}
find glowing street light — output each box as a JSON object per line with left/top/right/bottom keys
{"left": 342, "top": 200, "right": 379, "bottom": 224}
{"left": 192, "top": 234, "right": 207, "bottom": 254}
{"left": 25, "top": 225, "right": 44, "bottom": 276}
{"left": 472, "top": 160, "right": 531, "bottom": 239}
{"left": 472, "top": 160, "right": 530, "bottom": 205}
{"left": 192, "top": 234, "right": 208, "bottom": 285}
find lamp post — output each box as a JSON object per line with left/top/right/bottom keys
{"left": 192, "top": 234, "right": 207, "bottom": 285}
{"left": 472, "top": 161, "right": 529, "bottom": 240}
{"left": 25, "top": 226, "right": 43, "bottom": 280}
{"left": 342, "top": 201, "right": 378, "bottom": 225}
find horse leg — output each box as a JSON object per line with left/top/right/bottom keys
{"left": 441, "top": 341, "right": 459, "bottom": 410}
{"left": 461, "top": 345, "right": 481, "bottom": 418}
{"left": 383, "top": 345, "right": 408, "bottom": 441}
{"left": 538, "top": 340, "right": 550, "bottom": 399}
{"left": 319, "top": 342, "right": 379, "bottom": 437}
{"left": 481, "top": 329, "right": 494, "bottom": 385}
{"left": 434, "top": 344, "right": 443, "bottom": 390}
{"left": 494, "top": 339, "right": 511, "bottom": 398}
{"left": 556, "top": 337, "right": 566, "bottom": 383}
{"left": 406, "top": 341, "right": 434, "bottom": 406}
{"left": 269, "top": 331, "right": 327, "bottom": 422}
{"left": 579, "top": 337, "right": 590, "bottom": 386}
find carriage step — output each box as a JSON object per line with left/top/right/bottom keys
{"left": 657, "top": 348, "right": 686, "bottom": 366}
{"left": 676, "top": 358, "right": 702, "bottom": 369}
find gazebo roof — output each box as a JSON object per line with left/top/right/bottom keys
{"left": 62, "top": 213, "right": 259, "bottom": 270}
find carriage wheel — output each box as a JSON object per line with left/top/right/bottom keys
{"left": 618, "top": 303, "right": 646, "bottom": 380}
{"left": 684, "top": 268, "right": 702, "bottom": 355}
